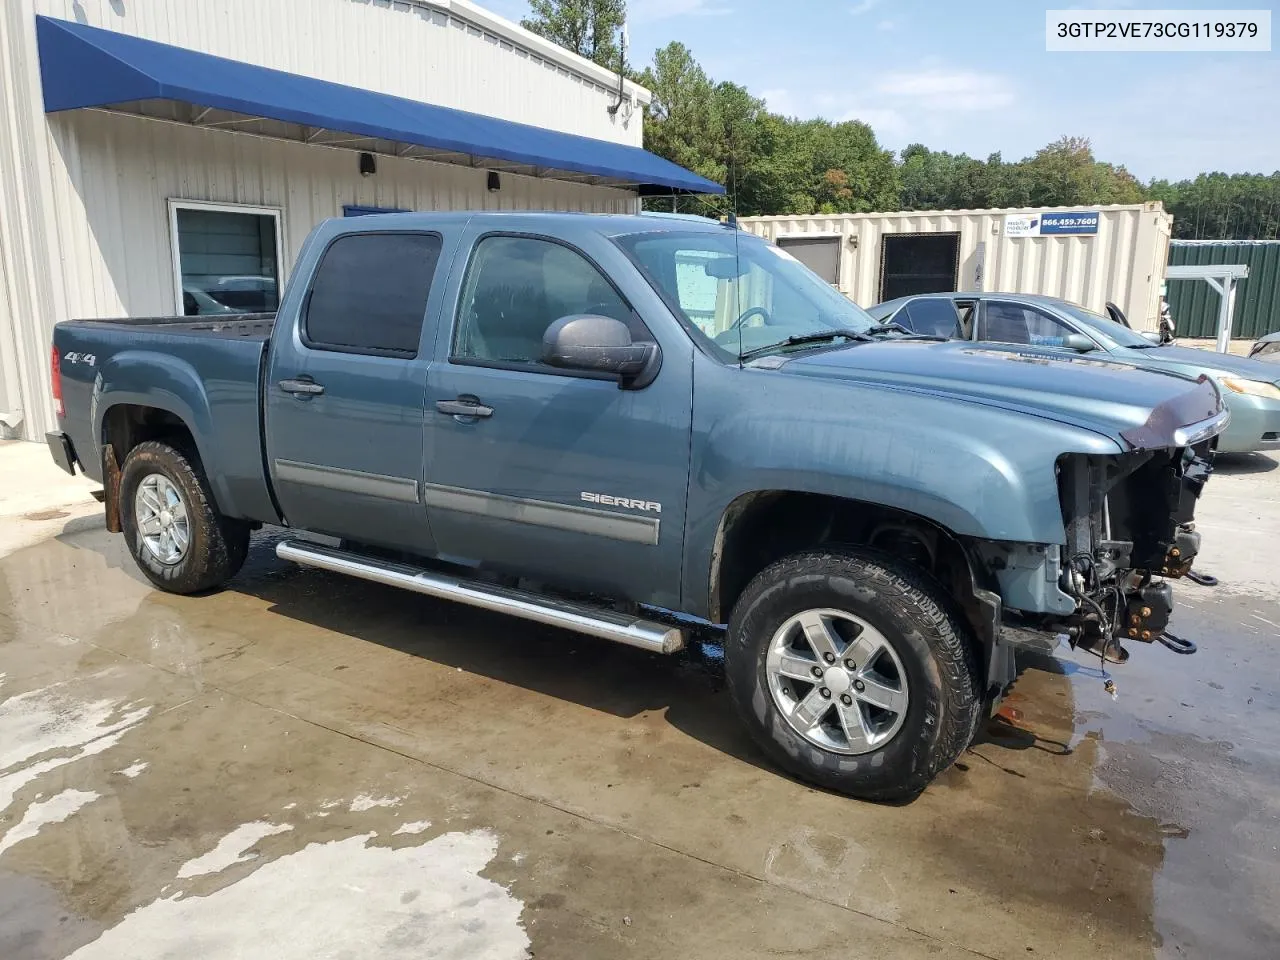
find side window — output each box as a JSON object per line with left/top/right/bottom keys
{"left": 304, "top": 233, "right": 443, "bottom": 357}
{"left": 453, "top": 236, "right": 644, "bottom": 366}
{"left": 902, "top": 299, "right": 962, "bottom": 338}
{"left": 979, "top": 302, "right": 1072, "bottom": 347}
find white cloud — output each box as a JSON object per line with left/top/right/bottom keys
{"left": 874, "top": 68, "right": 1017, "bottom": 112}
{"left": 876, "top": 19, "right": 895, "bottom": 31}
{"left": 629, "top": 0, "right": 732, "bottom": 21}
{"left": 850, "top": 0, "right": 883, "bottom": 14}
{"left": 761, "top": 88, "right": 800, "bottom": 116}
{"left": 836, "top": 104, "right": 911, "bottom": 141}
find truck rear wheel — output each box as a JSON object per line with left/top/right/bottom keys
{"left": 119, "top": 440, "right": 250, "bottom": 594}
{"left": 725, "top": 548, "right": 981, "bottom": 801}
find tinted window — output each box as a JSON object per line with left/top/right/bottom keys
{"left": 902, "top": 299, "right": 962, "bottom": 338}
{"left": 979, "top": 302, "right": 1073, "bottom": 347}
{"left": 454, "top": 236, "right": 642, "bottom": 366}
{"left": 305, "top": 233, "right": 442, "bottom": 356}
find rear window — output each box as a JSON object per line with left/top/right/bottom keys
{"left": 902, "top": 299, "right": 962, "bottom": 338}
{"left": 304, "top": 233, "right": 443, "bottom": 357}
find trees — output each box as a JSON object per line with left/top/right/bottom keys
{"left": 1150, "top": 173, "right": 1280, "bottom": 240}
{"left": 1021, "top": 136, "right": 1144, "bottom": 207}
{"left": 639, "top": 43, "right": 897, "bottom": 216}
{"left": 521, "top": 0, "right": 626, "bottom": 68}
{"left": 524, "top": 15, "right": 1276, "bottom": 236}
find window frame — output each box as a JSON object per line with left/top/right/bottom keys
{"left": 299, "top": 229, "right": 445, "bottom": 360}
{"left": 448, "top": 231, "right": 654, "bottom": 379}
{"left": 167, "top": 199, "right": 285, "bottom": 317}
{"left": 977, "top": 298, "right": 1080, "bottom": 347}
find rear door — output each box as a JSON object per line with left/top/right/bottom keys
{"left": 265, "top": 228, "right": 449, "bottom": 552}
{"left": 420, "top": 225, "right": 694, "bottom": 610}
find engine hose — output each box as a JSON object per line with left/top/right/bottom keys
{"left": 1158, "top": 631, "right": 1197, "bottom": 655}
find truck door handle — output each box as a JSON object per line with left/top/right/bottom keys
{"left": 278, "top": 378, "right": 325, "bottom": 396}
{"left": 436, "top": 398, "right": 493, "bottom": 419}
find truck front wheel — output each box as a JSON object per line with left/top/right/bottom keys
{"left": 119, "top": 440, "right": 250, "bottom": 594}
{"left": 725, "top": 548, "right": 981, "bottom": 801}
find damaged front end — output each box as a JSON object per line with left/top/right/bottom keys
{"left": 1052, "top": 440, "right": 1214, "bottom": 661}
{"left": 1008, "top": 376, "right": 1226, "bottom": 667}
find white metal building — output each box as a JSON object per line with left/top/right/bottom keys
{"left": 741, "top": 203, "right": 1172, "bottom": 333}
{"left": 0, "top": 0, "right": 720, "bottom": 441}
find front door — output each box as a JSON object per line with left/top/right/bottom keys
{"left": 265, "top": 229, "right": 447, "bottom": 552}
{"left": 422, "top": 230, "right": 693, "bottom": 610}
{"left": 974, "top": 299, "right": 1077, "bottom": 350}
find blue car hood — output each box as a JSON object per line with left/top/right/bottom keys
{"left": 774, "top": 340, "right": 1223, "bottom": 449}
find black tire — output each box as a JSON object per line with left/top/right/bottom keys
{"left": 119, "top": 440, "right": 250, "bottom": 594}
{"left": 725, "top": 547, "right": 981, "bottom": 801}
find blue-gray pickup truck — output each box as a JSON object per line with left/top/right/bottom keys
{"left": 47, "top": 212, "right": 1224, "bottom": 800}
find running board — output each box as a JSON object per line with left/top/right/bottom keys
{"left": 276, "top": 540, "right": 685, "bottom": 655}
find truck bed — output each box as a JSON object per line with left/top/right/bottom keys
{"left": 52, "top": 312, "right": 279, "bottom": 525}
{"left": 66, "top": 313, "right": 276, "bottom": 340}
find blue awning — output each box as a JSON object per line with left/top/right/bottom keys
{"left": 34, "top": 16, "right": 723, "bottom": 195}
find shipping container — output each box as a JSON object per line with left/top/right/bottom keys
{"left": 1167, "top": 241, "right": 1280, "bottom": 340}
{"left": 740, "top": 203, "right": 1172, "bottom": 333}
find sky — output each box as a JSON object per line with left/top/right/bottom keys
{"left": 481, "top": 0, "right": 1280, "bottom": 182}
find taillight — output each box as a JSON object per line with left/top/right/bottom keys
{"left": 50, "top": 346, "right": 64, "bottom": 418}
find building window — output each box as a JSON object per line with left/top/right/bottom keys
{"left": 169, "top": 200, "right": 282, "bottom": 316}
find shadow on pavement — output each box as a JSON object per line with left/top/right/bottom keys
{"left": 1212, "top": 451, "right": 1278, "bottom": 475}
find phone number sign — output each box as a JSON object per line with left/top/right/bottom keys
{"left": 1004, "top": 211, "right": 1100, "bottom": 237}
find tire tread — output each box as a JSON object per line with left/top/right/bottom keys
{"left": 726, "top": 546, "right": 982, "bottom": 801}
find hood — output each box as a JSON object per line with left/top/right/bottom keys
{"left": 1115, "top": 344, "right": 1280, "bottom": 383}
{"left": 773, "top": 340, "right": 1224, "bottom": 449}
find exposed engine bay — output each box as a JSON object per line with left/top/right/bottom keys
{"left": 1052, "top": 441, "right": 1215, "bottom": 664}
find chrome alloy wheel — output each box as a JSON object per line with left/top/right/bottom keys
{"left": 765, "top": 608, "right": 910, "bottom": 755}
{"left": 134, "top": 473, "right": 190, "bottom": 565}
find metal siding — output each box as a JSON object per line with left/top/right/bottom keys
{"left": 1, "top": 0, "right": 642, "bottom": 440}
{"left": 742, "top": 204, "right": 1170, "bottom": 332}
{"left": 1167, "top": 242, "right": 1280, "bottom": 339}
{"left": 52, "top": 110, "right": 636, "bottom": 322}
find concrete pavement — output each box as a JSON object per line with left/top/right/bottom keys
{"left": 0, "top": 441, "right": 1277, "bottom": 959}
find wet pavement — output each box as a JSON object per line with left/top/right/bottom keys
{"left": 0, "top": 453, "right": 1277, "bottom": 959}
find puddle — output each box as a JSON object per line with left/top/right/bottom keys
{"left": 68, "top": 828, "right": 529, "bottom": 960}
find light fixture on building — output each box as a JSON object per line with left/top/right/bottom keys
{"left": 487, "top": 171, "right": 501, "bottom": 193}
{"left": 359, "top": 152, "right": 376, "bottom": 177}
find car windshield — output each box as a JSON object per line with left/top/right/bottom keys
{"left": 1054, "top": 301, "right": 1156, "bottom": 349}
{"left": 614, "top": 229, "right": 876, "bottom": 360}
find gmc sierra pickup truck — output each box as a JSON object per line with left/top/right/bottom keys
{"left": 48, "top": 212, "right": 1223, "bottom": 800}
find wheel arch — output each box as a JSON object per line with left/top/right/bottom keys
{"left": 707, "top": 490, "right": 1006, "bottom": 692}
{"left": 98, "top": 402, "right": 210, "bottom": 533}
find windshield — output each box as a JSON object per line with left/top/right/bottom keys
{"left": 1055, "top": 301, "right": 1156, "bottom": 349}
{"left": 614, "top": 229, "right": 875, "bottom": 360}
